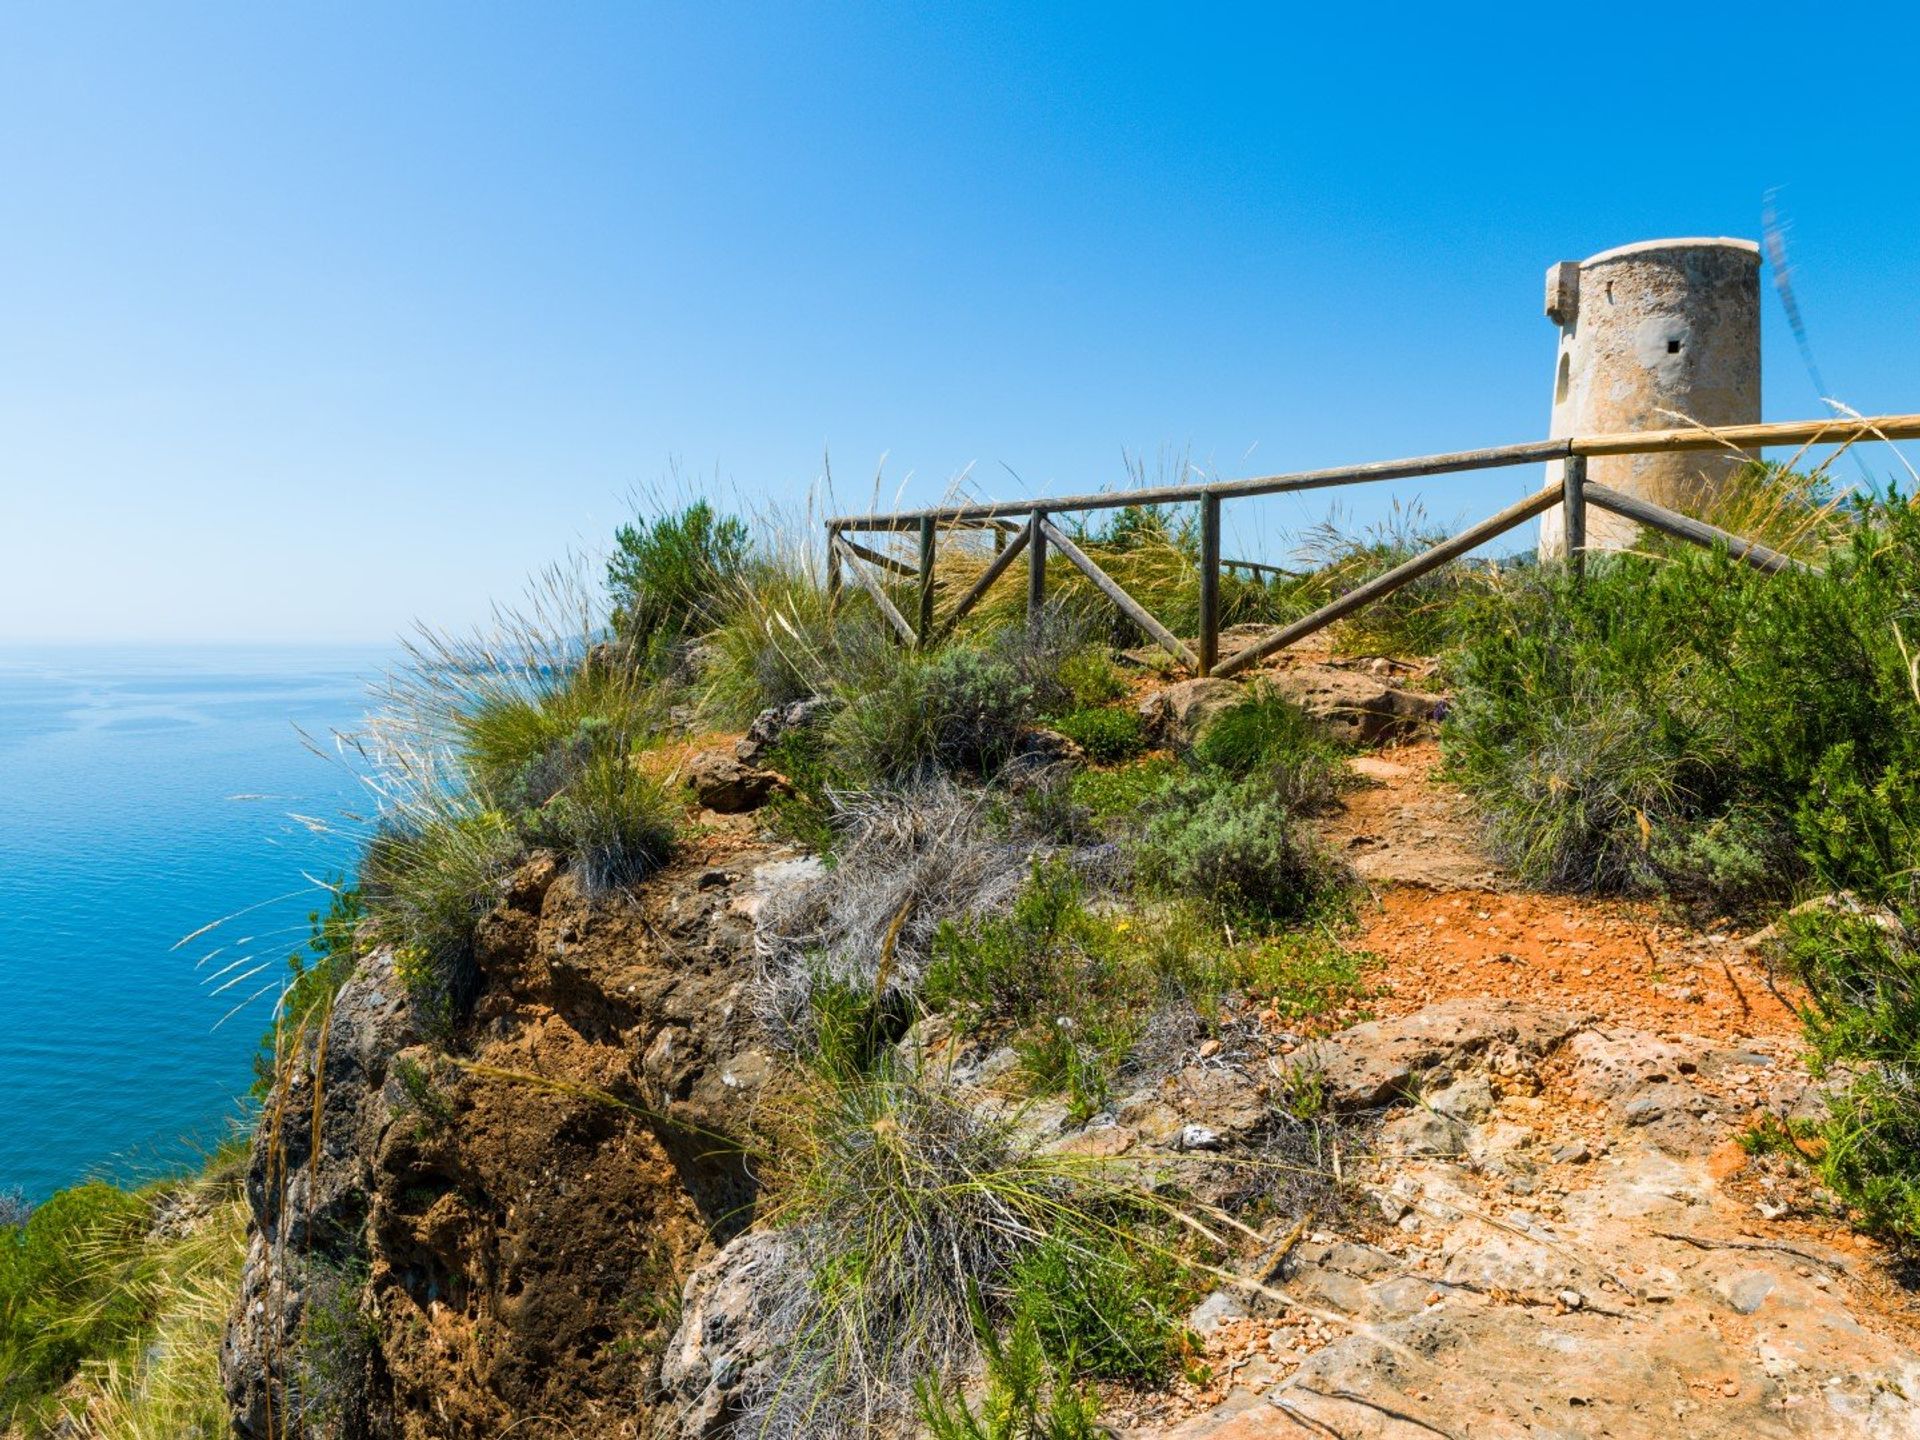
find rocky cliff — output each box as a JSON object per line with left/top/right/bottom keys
{"left": 223, "top": 836, "right": 810, "bottom": 1438}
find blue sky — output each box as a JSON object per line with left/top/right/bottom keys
{"left": 3, "top": 2, "right": 1916, "bottom": 642}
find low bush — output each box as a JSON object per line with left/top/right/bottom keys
{"left": 925, "top": 859, "right": 1139, "bottom": 1117}
{"left": 1066, "top": 755, "right": 1183, "bottom": 822}
{"left": 1133, "top": 773, "right": 1346, "bottom": 924}
{"left": 918, "top": 1303, "right": 1103, "bottom": 1440}
{"left": 519, "top": 747, "right": 679, "bottom": 893}
{"left": 455, "top": 659, "right": 661, "bottom": 811}
{"left": 1445, "top": 499, "right": 1920, "bottom": 906}
{"left": 1191, "top": 683, "right": 1348, "bottom": 811}
{"left": 360, "top": 807, "right": 521, "bottom": 1028}
{"left": 0, "top": 1182, "right": 152, "bottom": 1421}
{"left": 0, "top": 1161, "right": 248, "bottom": 1439}
{"left": 1047, "top": 705, "right": 1146, "bottom": 765}
{"left": 755, "top": 777, "right": 1031, "bottom": 1054}
{"left": 1775, "top": 906, "right": 1920, "bottom": 1243}
{"left": 1008, "top": 1233, "right": 1192, "bottom": 1384}
{"left": 829, "top": 646, "right": 1034, "bottom": 785}
{"left": 750, "top": 1064, "right": 1207, "bottom": 1438}
{"left": 1236, "top": 928, "right": 1378, "bottom": 1025}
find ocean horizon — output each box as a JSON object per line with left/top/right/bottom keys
{"left": 0, "top": 643, "right": 387, "bottom": 1201}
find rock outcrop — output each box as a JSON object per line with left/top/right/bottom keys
{"left": 224, "top": 844, "right": 815, "bottom": 1440}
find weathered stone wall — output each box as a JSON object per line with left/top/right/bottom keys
{"left": 1539, "top": 237, "right": 1761, "bottom": 557}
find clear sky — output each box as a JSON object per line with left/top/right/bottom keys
{"left": 3, "top": 2, "right": 1916, "bottom": 643}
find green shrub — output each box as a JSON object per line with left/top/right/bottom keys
{"left": 361, "top": 807, "right": 521, "bottom": 1028}
{"left": 694, "top": 550, "right": 900, "bottom": 726}
{"left": 606, "top": 499, "right": 749, "bottom": 650}
{"left": 1066, "top": 756, "right": 1183, "bottom": 821}
{"left": 254, "top": 885, "right": 365, "bottom": 1095}
{"left": 760, "top": 725, "right": 845, "bottom": 853}
{"left": 1133, "top": 774, "right": 1345, "bottom": 923}
{"left": 1774, "top": 908, "right": 1920, "bottom": 1243}
{"left": 925, "top": 861, "right": 1140, "bottom": 1117}
{"left": 754, "top": 1062, "right": 1213, "bottom": 1438}
{"left": 1009, "top": 1233, "right": 1192, "bottom": 1384}
{"left": 0, "top": 1182, "right": 151, "bottom": 1417}
{"left": 1236, "top": 929, "right": 1378, "bottom": 1023}
{"left": 1048, "top": 706, "right": 1146, "bottom": 765}
{"left": 918, "top": 1302, "right": 1104, "bottom": 1440}
{"left": 520, "top": 748, "right": 678, "bottom": 893}
{"left": 1191, "top": 683, "right": 1348, "bottom": 810}
{"left": 830, "top": 646, "right": 1034, "bottom": 784}
{"left": 1054, "top": 648, "right": 1128, "bottom": 709}
{"left": 1445, "top": 503, "right": 1920, "bottom": 905}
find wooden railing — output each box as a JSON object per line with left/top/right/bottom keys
{"left": 824, "top": 415, "right": 1920, "bottom": 679}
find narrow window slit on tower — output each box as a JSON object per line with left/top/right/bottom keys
{"left": 1667, "top": 339, "right": 1681, "bottom": 353}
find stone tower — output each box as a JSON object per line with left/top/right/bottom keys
{"left": 1538, "top": 237, "right": 1761, "bottom": 558}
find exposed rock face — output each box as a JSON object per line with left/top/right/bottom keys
{"left": 224, "top": 845, "right": 815, "bottom": 1440}
{"left": 657, "top": 1231, "right": 794, "bottom": 1437}
{"left": 1299, "top": 999, "right": 1585, "bottom": 1111}
{"left": 734, "top": 697, "right": 835, "bottom": 767}
{"left": 1149, "top": 1006, "right": 1920, "bottom": 1440}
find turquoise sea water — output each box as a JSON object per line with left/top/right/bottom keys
{"left": 0, "top": 646, "right": 383, "bottom": 1201}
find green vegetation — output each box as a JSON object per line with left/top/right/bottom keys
{"left": 918, "top": 1302, "right": 1104, "bottom": 1440}
{"left": 1046, "top": 705, "right": 1146, "bottom": 764}
{"left": 751, "top": 1061, "right": 1204, "bottom": 1437}
{"left": 607, "top": 497, "right": 750, "bottom": 654}
{"left": 1134, "top": 774, "right": 1343, "bottom": 923}
{"left": 254, "top": 884, "right": 364, "bottom": 1094}
{"left": 1769, "top": 906, "right": 1920, "bottom": 1243}
{"left": 1445, "top": 496, "right": 1920, "bottom": 906}
{"left": 0, "top": 1158, "right": 247, "bottom": 1438}
{"left": 829, "top": 646, "right": 1035, "bottom": 784}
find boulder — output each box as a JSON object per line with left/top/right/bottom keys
{"left": 1138, "top": 677, "right": 1242, "bottom": 748}
{"left": 1264, "top": 663, "right": 1446, "bottom": 745}
{"left": 686, "top": 748, "right": 786, "bottom": 813}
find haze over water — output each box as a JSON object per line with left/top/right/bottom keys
{"left": 0, "top": 646, "right": 381, "bottom": 1200}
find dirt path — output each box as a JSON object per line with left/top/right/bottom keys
{"left": 1123, "top": 738, "right": 1920, "bottom": 1439}
{"left": 1337, "top": 739, "right": 1802, "bottom": 1049}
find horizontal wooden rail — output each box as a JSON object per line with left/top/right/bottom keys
{"left": 840, "top": 536, "right": 917, "bottom": 578}
{"left": 1211, "top": 483, "right": 1565, "bottom": 678}
{"left": 1039, "top": 518, "right": 1199, "bottom": 671}
{"left": 826, "top": 414, "right": 1920, "bottom": 531}
{"left": 1572, "top": 413, "right": 1920, "bottom": 458}
{"left": 1583, "top": 482, "right": 1808, "bottom": 573}
{"left": 827, "top": 439, "right": 1570, "bottom": 530}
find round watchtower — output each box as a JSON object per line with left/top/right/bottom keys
{"left": 1538, "top": 237, "right": 1761, "bottom": 558}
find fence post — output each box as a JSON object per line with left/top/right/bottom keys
{"left": 1563, "top": 454, "right": 1587, "bottom": 583}
{"left": 1197, "top": 492, "right": 1221, "bottom": 675}
{"left": 1027, "top": 511, "right": 1047, "bottom": 623}
{"left": 916, "top": 516, "right": 937, "bottom": 648}
{"left": 826, "top": 525, "right": 842, "bottom": 609}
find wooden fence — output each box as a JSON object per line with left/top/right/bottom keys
{"left": 823, "top": 415, "right": 1920, "bottom": 679}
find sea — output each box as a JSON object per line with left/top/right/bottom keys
{"left": 0, "top": 645, "right": 387, "bottom": 1202}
